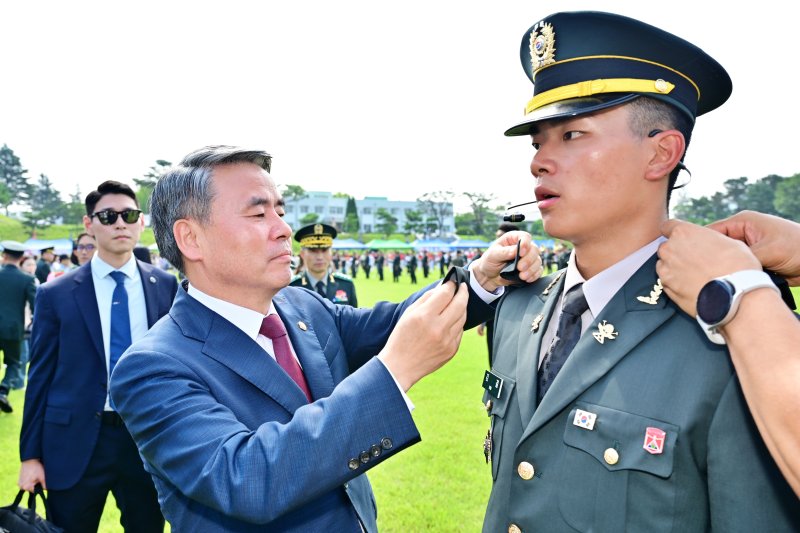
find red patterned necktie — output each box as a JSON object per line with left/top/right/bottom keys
{"left": 259, "top": 314, "right": 312, "bottom": 402}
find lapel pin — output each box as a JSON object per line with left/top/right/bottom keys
{"left": 636, "top": 278, "right": 663, "bottom": 305}
{"left": 643, "top": 426, "right": 666, "bottom": 454}
{"left": 592, "top": 320, "right": 619, "bottom": 344}
{"left": 149, "top": 276, "right": 157, "bottom": 284}
{"left": 572, "top": 408, "right": 597, "bottom": 430}
{"left": 530, "top": 314, "right": 544, "bottom": 333}
{"left": 298, "top": 321, "right": 308, "bottom": 331}
{"left": 541, "top": 271, "right": 563, "bottom": 296}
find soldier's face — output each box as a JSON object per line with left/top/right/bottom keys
{"left": 301, "top": 247, "right": 332, "bottom": 277}
{"left": 529, "top": 105, "right": 655, "bottom": 247}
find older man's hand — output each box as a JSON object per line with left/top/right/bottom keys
{"left": 471, "top": 231, "right": 543, "bottom": 293}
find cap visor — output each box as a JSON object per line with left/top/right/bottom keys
{"left": 504, "top": 94, "right": 639, "bottom": 136}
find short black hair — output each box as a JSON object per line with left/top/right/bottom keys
{"left": 85, "top": 180, "right": 138, "bottom": 216}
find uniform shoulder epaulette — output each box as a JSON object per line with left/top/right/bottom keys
{"left": 332, "top": 272, "right": 353, "bottom": 281}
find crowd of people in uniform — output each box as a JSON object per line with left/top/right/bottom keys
{"left": 0, "top": 9, "right": 799, "bottom": 533}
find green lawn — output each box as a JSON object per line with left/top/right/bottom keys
{"left": 1, "top": 274, "right": 798, "bottom": 532}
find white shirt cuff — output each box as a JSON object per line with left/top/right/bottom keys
{"left": 467, "top": 263, "right": 505, "bottom": 303}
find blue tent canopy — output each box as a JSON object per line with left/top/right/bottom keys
{"left": 332, "top": 238, "right": 368, "bottom": 250}
{"left": 411, "top": 239, "right": 451, "bottom": 251}
{"left": 449, "top": 239, "right": 490, "bottom": 249}
{"left": 533, "top": 239, "right": 556, "bottom": 249}
{"left": 23, "top": 238, "right": 74, "bottom": 255}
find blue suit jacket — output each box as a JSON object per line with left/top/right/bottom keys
{"left": 110, "top": 281, "right": 491, "bottom": 532}
{"left": 20, "top": 261, "right": 178, "bottom": 490}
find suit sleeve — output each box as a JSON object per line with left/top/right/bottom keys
{"left": 707, "top": 375, "right": 800, "bottom": 530}
{"left": 111, "top": 349, "right": 419, "bottom": 524}
{"left": 20, "top": 285, "right": 60, "bottom": 461}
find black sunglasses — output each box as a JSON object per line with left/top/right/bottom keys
{"left": 91, "top": 209, "right": 142, "bottom": 225}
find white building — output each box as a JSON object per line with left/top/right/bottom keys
{"left": 284, "top": 191, "right": 454, "bottom": 237}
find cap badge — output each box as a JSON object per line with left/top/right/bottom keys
{"left": 592, "top": 320, "right": 619, "bottom": 344}
{"left": 530, "top": 21, "right": 556, "bottom": 71}
{"left": 314, "top": 224, "right": 323, "bottom": 235}
{"left": 636, "top": 279, "right": 663, "bottom": 305}
{"left": 643, "top": 426, "right": 666, "bottom": 454}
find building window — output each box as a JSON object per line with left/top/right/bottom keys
{"left": 315, "top": 206, "right": 324, "bottom": 214}
{"left": 300, "top": 206, "right": 309, "bottom": 214}
{"left": 390, "top": 208, "right": 398, "bottom": 215}
{"left": 363, "top": 208, "right": 372, "bottom": 214}
{"left": 285, "top": 205, "right": 294, "bottom": 213}
{"left": 364, "top": 224, "right": 372, "bottom": 232}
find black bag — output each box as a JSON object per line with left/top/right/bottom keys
{"left": 0, "top": 485, "right": 63, "bottom": 533}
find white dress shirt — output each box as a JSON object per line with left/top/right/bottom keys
{"left": 90, "top": 254, "right": 148, "bottom": 409}
{"left": 538, "top": 237, "right": 665, "bottom": 368}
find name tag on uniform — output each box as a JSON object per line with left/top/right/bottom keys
{"left": 573, "top": 409, "right": 597, "bottom": 430}
{"left": 482, "top": 370, "right": 503, "bottom": 399}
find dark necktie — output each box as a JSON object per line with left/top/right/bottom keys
{"left": 315, "top": 280, "right": 326, "bottom": 298}
{"left": 260, "top": 314, "right": 312, "bottom": 402}
{"left": 537, "top": 284, "right": 589, "bottom": 403}
{"left": 108, "top": 271, "right": 132, "bottom": 379}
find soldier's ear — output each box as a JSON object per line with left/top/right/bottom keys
{"left": 644, "top": 129, "right": 685, "bottom": 183}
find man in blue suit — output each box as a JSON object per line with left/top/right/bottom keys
{"left": 109, "top": 145, "right": 542, "bottom": 532}
{"left": 19, "top": 180, "right": 178, "bottom": 532}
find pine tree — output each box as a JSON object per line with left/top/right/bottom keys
{"left": 0, "top": 144, "right": 31, "bottom": 215}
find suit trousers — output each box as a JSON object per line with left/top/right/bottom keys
{"left": 47, "top": 422, "right": 164, "bottom": 533}
{"left": 0, "top": 337, "right": 22, "bottom": 394}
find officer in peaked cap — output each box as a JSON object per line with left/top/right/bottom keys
{"left": 483, "top": 11, "right": 799, "bottom": 533}
{"left": 35, "top": 245, "right": 54, "bottom": 284}
{"left": 290, "top": 223, "right": 358, "bottom": 307}
{"left": 0, "top": 241, "right": 36, "bottom": 413}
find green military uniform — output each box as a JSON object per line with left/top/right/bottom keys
{"left": 289, "top": 271, "right": 358, "bottom": 307}
{"left": 482, "top": 10, "right": 799, "bottom": 532}
{"left": 292, "top": 223, "right": 359, "bottom": 307}
{"left": 483, "top": 260, "right": 799, "bottom": 531}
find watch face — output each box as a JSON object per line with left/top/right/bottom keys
{"left": 697, "top": 279, "right": 735, "bottom": 325}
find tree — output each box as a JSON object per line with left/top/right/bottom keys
{"left": 57, "top": 185, "right": 86, "bottom": 226}
{"left": 745, "top": 174, "right": 783, "bottom": 216}
{"left": 24, "top": 174, "right": 64, "bottom": 235}
{"left": 134, "top": 159, "right": 172, "bottom": 214}
{"left": 455, "top": 212, "right": 476, "bottom": 235}
{"left": 416, "top": 190, "right": 453, "bottom": 237}
{"left": 282, "top": 184, "right": 308, "bottom": 228}
{"left": 403, "top": 209, "right": 424, "bottom": 236}
{"left": 343, "top": 196, "right": 359, "bottom": 233}
{"left": 375, "top": 208, "right": 398, "bottom": 238}
{"left": 722, "top": 177, "right": 748, "bottom": 212}
{"left": 0, "top": 144, "right": 31, "bottom": 215}
{"left": 300, "top": 213, "right": 320, "bottom": 225}
{"left": 463, "top": 192, "right": 496, "bottom": 237}
{"left": 774, "top": 173, "right": 800, "bottom": 222}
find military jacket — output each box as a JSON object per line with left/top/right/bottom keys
{"left": 290, "top": 271, "right": 358, "bottom": 307}
{"left": 482, "top": 255, "right": 799, "bottom": 532}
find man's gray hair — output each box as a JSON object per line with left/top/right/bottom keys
{"left": 150, "top": 146, "right": 272, "bottom": 273}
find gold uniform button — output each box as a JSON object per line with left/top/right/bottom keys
{"left": 604, "top": 448, "right": 619, "bottom": 465}
{"left": 508, "top": 524, "right": 522, "bottom": 533}
{"left": 517, "top": 461, "right": 535, "bottom": 480}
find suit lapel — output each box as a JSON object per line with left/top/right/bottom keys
{"left": 136, "top": 261, "right": 160, "bottom": 327}
{"left": 516, "top": 271, "right": 565, "bottom": 425}
{"left": 274, "top": 293, "right": 336, "bottom": 401}
{"left": 72, "top": 265, "right": 105, "bottom": 364}
{"left": 522, "top": 256, "right": 675, "bottom": 439}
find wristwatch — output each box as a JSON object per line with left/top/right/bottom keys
{"left": 696, "top": 270, "right": 779, "bottom": 345}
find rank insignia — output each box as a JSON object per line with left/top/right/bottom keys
{"left": 572, "top": 408, "right": 597, "bottom": 430}
{"left": 592, "top": 321, "right": 619, "bottom": 344}
{"left": 529, "top": 21, "right": 556, "bottom": 71}
{"left": 636, "top": 278, "right": 663, "bottom": 305}
{"left": 643, "top": 426, "right": 666, "bottom": 455}
{"left": 541, "top": 271, "right": 564, "bottom": 296}
{"left": 530, "top": 314, "right": 544, "bottom": 332}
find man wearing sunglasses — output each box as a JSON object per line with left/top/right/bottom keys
{"left": 19, "top": 180, "right": 178, "bottom": 532}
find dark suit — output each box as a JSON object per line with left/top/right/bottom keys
{"left": 290, "top": 271, "right": 358, "bottom": 307}
{"left": 20, "top": 260, "right": 178, "bottom": 531}
{"left": 483, "top": 256, "right": 800, "bottom": 531}
{"left": 110, "top": 277, "right": 491, "bottom": 532}
{"left": 0, "top": 264, "right": 36, "bottom": 396}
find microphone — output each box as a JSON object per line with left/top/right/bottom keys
{"left": 502, "top": 200, "right": 539, "bottom": 223}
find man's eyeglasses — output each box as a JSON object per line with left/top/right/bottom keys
{"left": 76, "top": 244, "right": 96, "bottom": 252}
{"left": 91, "top": 209, "right": 142, "bottom": 225}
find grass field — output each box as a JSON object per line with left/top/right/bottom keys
{"left": 1, "top": 273, "right": 798, "bottom": 532}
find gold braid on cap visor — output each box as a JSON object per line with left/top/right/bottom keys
{"left": 300, "top": 235, "right": 333, "bottom": 248}
{"left": 525, "top": 56, "right": 700, "bottom": 114}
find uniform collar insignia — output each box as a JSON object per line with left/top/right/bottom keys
{"left": 542, "top": 271, "right": 564, "bottom": 296}
{"left": 592, "top": 320, "right": 619, "bottom": 344}
{"left": 636, "top": 278, "right": 663, "bottom": 305}
{"left": 530, "top": 314, "right": 544, "bottom": 333}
